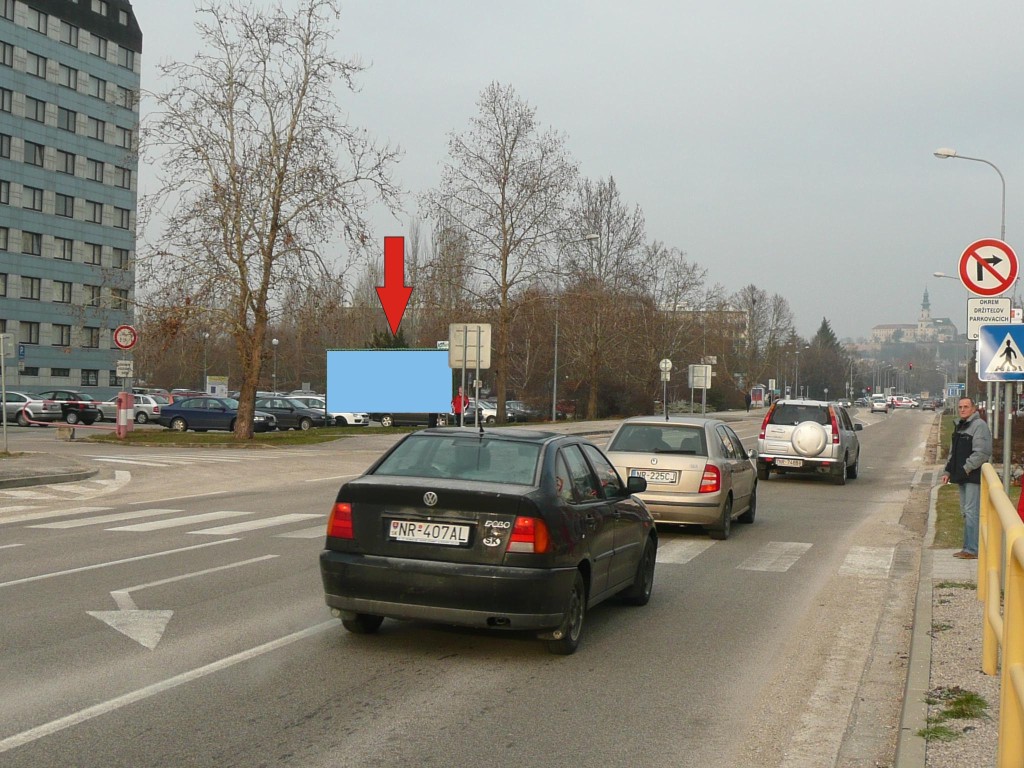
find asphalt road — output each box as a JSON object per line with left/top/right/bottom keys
{"left": 0, "top": 410, "right": 934, "bottom": 767}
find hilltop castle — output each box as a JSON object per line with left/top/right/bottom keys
{"left": 870, "top": 289, "right": 959, "bottom": 343}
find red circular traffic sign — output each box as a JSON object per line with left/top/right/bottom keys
{"left": 958, "top": 238, "right": 1018, "bottom": 296}
{"left": 113, "top": 324, "right": 138, "bottom": 351}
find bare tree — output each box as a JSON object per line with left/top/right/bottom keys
{"left": 139, "top": 0, "right": 400, "bottom": 437}
{"left": 422, "top": 82, "right": 577, "bottom": 420}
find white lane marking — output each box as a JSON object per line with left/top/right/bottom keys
{"left": 88, "top": 458, "right": 173, "bottom": 468}
{"left": 0, "top": 506, "right": 112, "bottom": 526}
{"left": 109, "top": 510, "right": 252, "bottom": 532}
{"left": 0, "top": 542, "right": 24, "bottom": 549}
{"left": 0, "top": 505, "right": 41, "bottom": 515}
{"left": 838, "top": 546, "right": 894, "bottom": 579}
{"left": 128, "top": 490, "right": 240, "bottom": 506}
{"left": 188, "top": 513, "right": 321, "bottom": 535}
{"left": 0, "top": 620, "right": 336, "bottom": 754}
{"left": 737, "top": 541, "right": 813, "bottom": 572}
{"left": 0, "top": 539, "right": 239, "bottom": 589}
{"left": 277, "top": 524, "right": 326, "bottom": 539}
{"left": 29, "top": 509, "right": 183, "bottom": 530}
{"left": 304, "top": 473, "right": 360, "bottom": 483}
{"left": 656, "top": 539, "right": 716, "bottom": 564}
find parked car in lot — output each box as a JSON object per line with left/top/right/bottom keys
{"left": 96, "top": 393, "right": 162, "bottom": 424}
{"left": 371, "top": 412, "right": 447, "bottom": 427}
{"left": 604, "top": 416, "right": 756, "bottom": 540}
{"left": 320, "top": 426, "right": 656, "bottom": 654}
{"left": 157, "top": 396, "right": 277, "bottom": 433}
{"left": 33, "top": 389, "right": 102, "bottom": 424}
{"left": 289, "top": 396, "right": 368, "bottom": 426}
{"left": 507, "top": 400, "right": 543, "bottom": 422}
{"left": 0, "top": 391, "right": 63, "bottom": 426}
{"left": 756, "top": 399, "right": 862, "bottom": 485}
{"left": 253, "top": 396, "right": 327, "bottom": 430}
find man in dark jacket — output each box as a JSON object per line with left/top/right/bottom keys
{"left": 940, "top": 397, "right": 993, "bottom": 559}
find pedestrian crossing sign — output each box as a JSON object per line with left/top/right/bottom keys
{"left": 978, "top": 324, "right": 1024, "bottom": 380}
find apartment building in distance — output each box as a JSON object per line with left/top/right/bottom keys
{"left": 0, "top": 0, "right": 140, "bottom": 390}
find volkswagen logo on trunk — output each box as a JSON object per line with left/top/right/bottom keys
{"left": 423, "top": 491, "right": 438, "bottom": 507}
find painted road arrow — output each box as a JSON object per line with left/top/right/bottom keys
{"left": 88, "top": 555, "right": 277, "bottom": 649}
{"left": 375, "top": 236, "right": 413, "bottom": 335}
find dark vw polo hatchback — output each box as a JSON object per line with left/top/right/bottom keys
{"left": 320, "top": 427, "right": 657, "bottom": 654}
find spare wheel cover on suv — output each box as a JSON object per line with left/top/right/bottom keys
{"left": 791, "top": 420, "right": 829, "bottom": 457}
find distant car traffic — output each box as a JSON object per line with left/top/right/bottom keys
{"left": 605, "top": 416, "right": 756, "bottom": 540}
{"left": 157, "top": 396, "right": 277, "bottom": 433}
{"left": 319, "top": 427, "right": 656, "bottom": 654}
{"left": 869, "top": 395, "right": 889, "bottom": 414}
{"left": 756, "top": 399, "right": 862, "bottom": 485}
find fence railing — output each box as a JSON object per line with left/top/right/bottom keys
{"left": 978, "top": 462, "right": 1024, "bottom": 767}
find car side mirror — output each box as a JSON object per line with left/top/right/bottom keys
{"left": 626, "top": 475, "right": 647, "bottom": 494}
{"left": 748, "top": 449, "right": 758, "bottom": 460}
{"left": 854, "top": 423, "right": 863, "bottom": 431}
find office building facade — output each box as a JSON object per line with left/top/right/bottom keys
{"left": 0, "top": 0, "right": 140, "bottom": 389}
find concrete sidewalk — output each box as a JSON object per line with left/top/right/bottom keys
{"left": 0, "top": 452, "right": 96, "bottom": 489}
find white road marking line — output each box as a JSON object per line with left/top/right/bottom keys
{"left": 0, "top": 506, "right": 112, "bottom": 525}
{"left": 0, "top": 539, "right": 239, "bottom": 589}
{"left": 838, "top": 546, "right": 895, "bottom": 579}
{"left": 0, "top": 620, "right": 336, "bottom": 754}
{"left": 109, "top": 510, "right": 252, "bottom": 532}
{"left": 188, "top": 513, "right": 321, "bottom": 535}
{"left": 0, "top": 505, "right": 41, "bottom": 515}
{"left": 277, "top": 524, "right": 326, "bottom": 539}
{"left": 737, "top": 541, "right": 813, "bottom": 572}
{"left": 128, "top": 490, "right": 228, "bottom": 505}
{"left": 655, "top": 539, "right": 716, "bottom": 564}
{"left": 29, "top": 509, "right": 183, "bottom": 530}
{"left": 88, "top": 458, "right": 173, "bottom": 468}
{"left": 115, "top": 555, "right": 281, "bottom": 602}
{"left": 0, "top": 542, "right": 24, "bottom": 549}
{"left": 304, "top": 473, "right": 360, "bottom": 483}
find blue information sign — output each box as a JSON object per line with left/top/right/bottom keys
{"left": 978, "top": 324, "right": 1024, "bottom": 381}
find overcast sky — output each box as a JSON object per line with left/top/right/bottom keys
{"left": 132, "top": 0, "right": 1024, "bottom": 341}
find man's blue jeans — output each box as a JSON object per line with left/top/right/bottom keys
{"left": 958, "top": 481, "right": 981, "bottom": 555}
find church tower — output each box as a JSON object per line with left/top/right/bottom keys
{"left": 918, "top": 288, "right": 933, "bottom": 340}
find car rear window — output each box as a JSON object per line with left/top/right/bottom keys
{"left": 373, "top": 435, "right": 541, "bottom": 485}
{"left": 608, "top": 424, "right": 707, "bottom": 456}
{"left": 770, "top": 404, "right": 830, "bottom": 425}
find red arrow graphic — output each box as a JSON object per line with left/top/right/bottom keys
{"left": 375, "top": 236, "right": 413, "bottom": 335}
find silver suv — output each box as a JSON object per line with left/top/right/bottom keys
{"left": 756, "top": 399, "right": 862, "bottom": 485}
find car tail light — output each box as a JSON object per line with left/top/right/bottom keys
{"left": 699, "top": 465, "right": 721, "bottom": 493}
{"left": 829, "top": 408, "right": 840, "bottom": 444}
{"left": 153, "top": 406, "right": 160, "bottom": 414}
{"left": 508, "top": 516, "right": 550, "bottom": 554}
{"left": 758, "top": 405, "right": 775, "bottom": 440}
{"left": 326, "top": 502, "right": 353, "bottom": 539}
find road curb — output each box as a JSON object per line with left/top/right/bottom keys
{"left": 0, "top": 467, "right": 97, "bottom": 489}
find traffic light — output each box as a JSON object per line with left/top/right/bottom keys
{"left": 867, "top": 386, "right": 872, "bottom": 392}
{"left": 909, "top": 363, "right": 913, "bottom": 371}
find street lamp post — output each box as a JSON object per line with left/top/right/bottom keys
{"left": 202, "top": 332, "right": 209, "bottom": 393}
{"left": 795, "top": 348, "right": 800, "bottom": 399}
{"left": 552, "top": 233, "right": 598, "bottom": 422}
{"left": 271, "top": 337, "right": 279, "bottom": 393}
{"left": 933, "top": 148, "right": 1005, "bottom": 241}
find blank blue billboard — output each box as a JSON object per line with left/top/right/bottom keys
{"left": 326, "top": 349, "right": 451, "bottom": 412}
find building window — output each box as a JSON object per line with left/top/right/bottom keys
{"left": 0, "top": 180, "right": 9, "bottom": 205}
{"left": 116, "top": 86, "right": 134, "bottom": 109}
{"left": 56, "top": 149, "right": 75, "bottom": 174}
{"left": 114, "top": 207, "right": 130, "bottom": 229}
{"left": 115, "top": 167, "right": 131, "bottom": 189}
{"left": 20, "top": 321, "right": 40, "bottom": 345}
{"left": 0, "top": 227, "right": 7, "bottom": 250}
{"left": 89, "top": 34, "right": 107, "bottom": 58}
{"left": 86, "top": 201, "right": 102, "bottom": 223}
{"left": 26, "top": 53, "right": 46, "bottom": 79}
{"left": 0, "top": 0, "right": 13, "bottom": 21}
{"left": 52, "top": 367, "right": 70, "bottom": 378}
{"left": 53, "top": 324, "right": 71, "bottom": 346}
{"left": 91, "top": 0, "right": 108, "bottom": 14}
{"left": 21, "top": 276, "right": 41, "bottom": 300}
{"left": 115, "top": 126, "right": 132, "bottom": 149}
{"left": 54, "top": 281, "right": 72, "bottom": 303}
{"left": 0, "top": 134, "right": 9, "bottom": 159}
{"left": 84, "top": 326, "right": 100, "bottom": 347}
{"left": 24, "top": 187, "right": 43, "bottom": 211}
{"left": 85, "top": 285, "right": 101, "bottom": 306}
{"left": 81, "top": 369, "right": 98, "bottom": 386}
{"left": 21, "top": 231, "right": 41, "bottom": 255}
{"left": 0, "top": 42, "right": 13, "bottom": 68}
{"left": 85, "top": 243, "right": 102, "bottom": 265}
{"left": 59, "top": 65, "right": 79, "bottom": 90}
{"left": 111, "top": 288, "right": 128, "bottom": 310}
{"left": 113, "top": 247, "right": 130, "bottom": 269}
{"left": 88, "top": 76, "right": 105, "bottom": 100}
{"left": 60, "top": 21, "right": 79, "bottom": 47}
{"left": 26, "top": 97, "right": 45, "bottom": 123}
{"left": 57, "top": 107, "right": 76, "bottom": 132}
{"left": 118, "top": 47, "right": 134, "bottom": 70}
{"left": 87, "top": 117, "right": 105, "bottom": 141}
{"left": 27, "top": 8, "right": 47, "bottom": 34}
{"left": 0, "top": 273, "right": 6, "bottom": 295}
{"left": 54, "top": 237, "right": 72, "bottom": 260}
{"left": 21, "top": 367, "right": 39, "bottom": 377}
{"left": 0, "top": 88, "right": 11, "bottom": 113}
{"left": 118, "top": 9, "right": 128, "bottom": 25}
{"left": 24, "top": 141, "right": 44, "bottom": 167}
{"left": 55, "top": 193, "right": 74, "bottom": 218}
{"left": 86, "top": 158, "right": 104, "bottom": 182}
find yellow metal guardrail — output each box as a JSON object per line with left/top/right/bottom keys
{"left": 979, "top": 462, "right": 1024, "bottom": 767}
